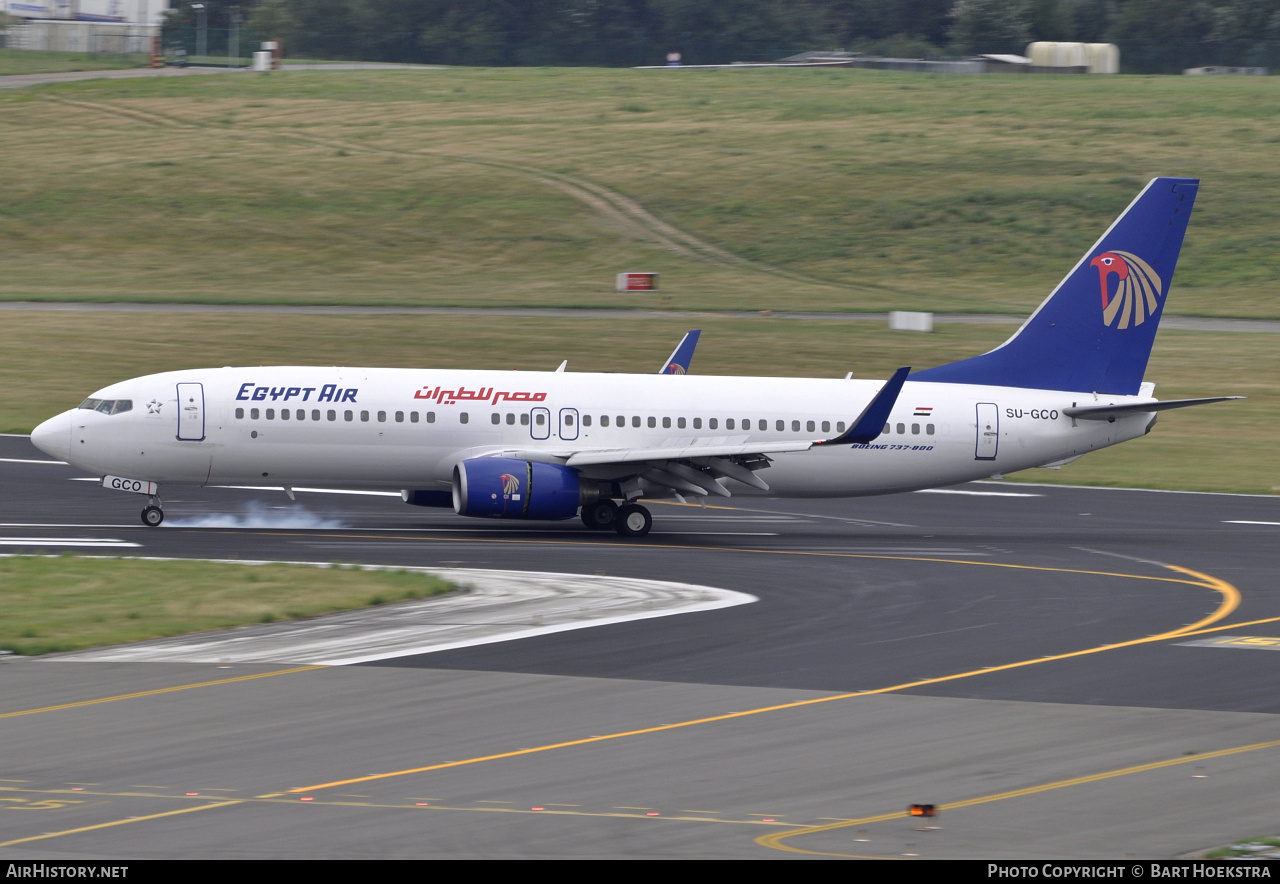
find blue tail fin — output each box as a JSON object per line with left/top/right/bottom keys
{"left": 659, "top": 329, "right": 701, "bottom": 375}
{"left": 911, "top": 178, "right": 1198, "bottom": 395}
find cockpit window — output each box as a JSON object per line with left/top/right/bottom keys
{"left": 79, "top": 398, "right": 133, "bottom": 415}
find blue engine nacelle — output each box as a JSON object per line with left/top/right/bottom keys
{"left": 452, "top": 457, "right": 583, "bottom": 520}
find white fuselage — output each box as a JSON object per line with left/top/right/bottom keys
{"left": 35, "top": 366, "right": 1153, "bottom": 499}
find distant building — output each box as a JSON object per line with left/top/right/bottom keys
{"left": 1, "top": 0, "right": 169, "bottom": 28}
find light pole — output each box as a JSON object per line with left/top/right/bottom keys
{"left": 192, "top": 3, "right": 206, "bottom": 63}
{"left": 228, "top": 6, "right": 241, "bottom": 68}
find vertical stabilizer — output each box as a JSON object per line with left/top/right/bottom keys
{"left": 912, "top": 178, "right": 1198, "bottom": 394}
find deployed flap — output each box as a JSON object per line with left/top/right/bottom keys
{"left": 1063, "top": 396, "right": 1243, "bottom": 421}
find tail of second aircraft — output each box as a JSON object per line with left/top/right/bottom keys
{"left": 911, "top": 177, "right": 1198, "bottom": 395}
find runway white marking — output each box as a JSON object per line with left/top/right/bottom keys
{"left": 1223, "top": 521, "right": 1280, "bottom": 526}
{"left": 915, "top": 489, "right": 1041, "bottom": 498}
{"left": 0, "top": 523, "right": 138, "bottom": 529}
{"left": 0, "top": 537, "right": 139, "bottom": 547}
{"left": 218, "top": 485, "right": 403, "bottom": 497}
{"left": 0, "top": 457, "right": 67, "bottom": 465}
{"left": 49, "top": 562, "right": 756, "bottom": 665}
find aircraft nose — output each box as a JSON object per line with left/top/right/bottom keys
{"left": 31, "top": 411, "right": 73, "bottom": 462}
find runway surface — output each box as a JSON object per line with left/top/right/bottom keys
{"left": 2, "top": 434, "right": 1278, "bottom": 858}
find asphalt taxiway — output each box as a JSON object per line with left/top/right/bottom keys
{"left": 2, "top": 434, "right": 1279, "bottom": 858}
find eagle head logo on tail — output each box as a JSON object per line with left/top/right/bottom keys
{"left": 1089, "top": 250, "right": 1163, "bottom": 329}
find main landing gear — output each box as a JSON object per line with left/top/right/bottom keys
{"left": 580, "top": 500, "right": 652, "bottom": 537}
{"left": 141, "top": 496, "right": 164, "bottom": 527}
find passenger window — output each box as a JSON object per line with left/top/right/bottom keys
{"left": 806, "top": 420, "right": 815, "bottom": 432}
{"left": 792, "top": 420, "right": 800, "bottom": 432}
{"left": 725, "top": 418, "right": 734, "bottom": 430}
{"left": 491, "top": 413, "right": 501, "bottom": 425}
{"left": 565, "top": 415, "right": 574, "bottom": 426}
{"left": 583, "top": 415, "right": 591, "bottom": 427}
{"left": 410, "top": 411, "right": 419, "bottom": 423}
{"left": 345, "top": 410, "right": 353, "bottom": 421}
{"left": 521, "top": 413, "right": 530, "bottom": 426}
{"left": 883, "top": 423, "right": 890, "bottom": 434}
{"left": 251, "top": 408, "right": 260, "bottom": 420}
{"left": 709, "top": 418, "right": 717, "bottom": 430}
{"left": 617, "top": 415, "right": 624, "bottom": 427}
{"left": 927, "top": 423, "right": 935, "bottom": 435}
{"left": 377, "top": 411, "right": 386, "bottom": 422}
{"left": 912, "top": 423, "right": 920, "bottom": 435}
{"left": 693, "top": 418, "right": 702, "bottom": 429}
{"left": 310, "top": 410, "right": 319, "bottom": 421}
{"left": 280, "top": 409, "right": 289, "bottom": 420}
{"left": 506, "top": 413, "right": 515, "bottom": 425}
{"left": 759, "top": 419, "right": 767, "bottom": 431}
{"left": 662, "top": 417, "right": 671, "bottom": 429}
{"left": 395, "top": 411, "right": 404, "bottom": 423}
{"left": 776, "top": 420, "right": 784, "bottom": 432}
{"left": 361, "top": 411, "right": 369, "bottom": 422}
{"left": 677, "top": 417, "right": 685, "bottom": 429}
{"left": 427, "top": 412, "right": 436, "bottom": 423}
{"left": 896, "top": 423, "right": 905, "bottom": 434}
{"left": 266, "top": 409, "right": 275, "bottom": 420}
{"left": 838, "top": 422, "right": 846, "bottom": 433}
{"left": 633, "top": 416, "right": 642, "bottom": 428}
{"left": 647, "top": 417, "right": 656, "bottom": 428}
{"left": 327, "top": 410, "right": 336, "bottom": 421}
{"left": 601, "top": 415, "right": 610, "bottom": 427}
{"left": 535, "top": 413, "right": 545, "bottom": 426}
{"left": 460, "top": 413, "right": 469, "bottom": 424}
{"left": 297, "top": 409, "right": 305, "bottom": 420}
{"left": 236, "top": 407, "right": 245, "bottom": 419}
{"left": 821, "top": 421, "right": 830, "bottom": 433}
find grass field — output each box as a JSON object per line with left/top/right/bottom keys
{"left": 0, "top": 556, "right": 452, "bottom": 655}
{"left": 4, "top": 311, "right": 1273, "bottom": 493}
{"left": 1, "top": 67, "right": 1278, "bottom": 316}
{"left": 0, "top": 48, "right": 147, "bottom": 76}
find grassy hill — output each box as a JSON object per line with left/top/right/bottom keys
{"left": 1, "top": 67, "right": 1277, "bottom": 316}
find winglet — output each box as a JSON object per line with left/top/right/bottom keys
{"left": 659, "top": 330, "right": 701, "bottom": 375}
{"left": 818, "top": 367, "right": 910, "bottom": 445}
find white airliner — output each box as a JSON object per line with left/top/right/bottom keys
{"left": 31, "top": 178, "right": 1238, "bottom": 537}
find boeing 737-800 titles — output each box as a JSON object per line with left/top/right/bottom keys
{"left": 31, "top": 178, "right": 1239, "bottom": 537}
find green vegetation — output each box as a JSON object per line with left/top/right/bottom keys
{"left": 0, "top": 49, "right": 148, "bottom": 76}
{"left": 1202, "top": 836, "right": 1280, "bottom": 859}
{"left": 0, "top": 556, "right": 453, "bottom": 655}
{"left": 1, "top": 68, "right": 1279, "bottom": 316}
{"left": 2, "top": 311, "right": 1273, "bottom": 494}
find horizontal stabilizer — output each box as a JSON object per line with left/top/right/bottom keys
{"left": 818, "top": 367, "right": 911, "bottom": 445}
{"left": 1063, "top": 396, "right": 1244, "bottom": 421}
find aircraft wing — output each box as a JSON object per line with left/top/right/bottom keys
{"left": 493, "top": 367, "right": 909, "bottom": 499}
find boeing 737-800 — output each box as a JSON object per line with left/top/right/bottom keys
{"left": 31, "top": 178, "right": 1238, "bottom": 536}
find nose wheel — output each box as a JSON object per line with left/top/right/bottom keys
{"left": 141, "top": 505, "right": 164, "bottom": 527}
{"left": 614, "top": 503, "right": 652, "bottom": 537}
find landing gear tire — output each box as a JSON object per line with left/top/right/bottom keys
{"left": 615, "top": 503, "right": 652, "bottom": 538}
{"left": 142, "top": 505, "right": 164, "bottom": 527}
{"left": 580, "top": 499, "right": 619, "bottom": 531}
